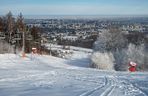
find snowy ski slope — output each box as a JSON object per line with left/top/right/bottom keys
{"left": 0, "top": 54, "right": 148, "bottom": 96}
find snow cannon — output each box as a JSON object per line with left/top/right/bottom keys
{"left": 32, "top": 48, "right": 37, "bottom": 54}
{"left": 128, "top": 61, "right": 137, "bottom": 72}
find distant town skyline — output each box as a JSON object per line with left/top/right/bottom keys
{"left": 0, "top": 0, "right": 148, "bottom": 15}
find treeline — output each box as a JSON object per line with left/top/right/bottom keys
{"left": 0, "top": 11, "right": 41, "bottom": 53}
{"left": 58, "top": 36, "right": 97, "bottom": 48}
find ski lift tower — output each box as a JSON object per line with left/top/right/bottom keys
{"left": 26, "top": 29, "right": 33, "bottom": 53}
{"left": 12, "top": 29, "right": 22, "bottom": 54}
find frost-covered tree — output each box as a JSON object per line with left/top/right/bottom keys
{"left": 93, "top": 29, "right": 127, "bottom": 52}
{"left": 127, "top": 43, "right": 145, "bottom": 71}
{"left": 0, "top": 40, "right": 14, "bottom": 53}
{"left": 113, "top": 49, "right": 128, "bottom": 71}
{"left": 113, "top": 44, "right": 146, "bottom": 71}
{"left": 91, "top": 52, "right": 114, "bottom": 70}
{"left": 92, "top": 28, "right": 128, "bottom": 70}
{"left": 144, "top": 50, "right": 148, "bottom": 71}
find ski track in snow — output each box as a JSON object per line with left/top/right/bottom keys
{"left": 79, "top": 75, "right": 147, "bottom": 96}
{"left": 99, "top": 76, "right": 117, "bottom": 96}
{"left": 79, "top": 77, "right": 107, "bottom": 96}
{"left": 119, "top": 78, "right": 147, "bottom": 96}
{"left": 79, "top": 76, "right": 116, "bottom": 96}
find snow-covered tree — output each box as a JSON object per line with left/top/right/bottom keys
{"left": 93, "top": 29, "right": 127, "bottom": 52}
{"left": 0, "top": 40, "right": 14, "bottom": 53}
{"left": 91, "top": 52, "right": 114, "bottom": 70}
{"left": 113, "top": 49, "right": 128, "bottom": 71}
{"left": 144, "top": 50, "right": 148, "bottom": 71}
{"left": 92, "top": 28, "right": 128, "bottom": 70}
{"left": 127, "top": 43, "right": 145, "bottom": 71}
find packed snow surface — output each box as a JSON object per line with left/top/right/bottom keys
{"left": 0, "top": 54, "right": 148, "bottom": 96}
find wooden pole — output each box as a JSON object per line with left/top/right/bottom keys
{"left": 22, "top": 30, "right": 26, "bottom": 58}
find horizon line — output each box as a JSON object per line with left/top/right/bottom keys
{"left": 1, "top": 14, "right": 148, "bottom": 19}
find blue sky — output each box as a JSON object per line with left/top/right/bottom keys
{"left": 0, "top": 0, "right": 148, "bottom": 15}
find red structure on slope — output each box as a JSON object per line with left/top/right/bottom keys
{"left": 128, "top": 61, "right": 137, "bottom": 72}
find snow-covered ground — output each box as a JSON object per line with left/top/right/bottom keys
{"left": 0, "top": 54, "right": 148, "bottom": 96}
{"left": 44, "top": 44, "right": 92, "bottom": 67}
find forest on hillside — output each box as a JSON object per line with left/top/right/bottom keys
{"left": 0, "top": 11, "right": 41, "bottom": 54}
